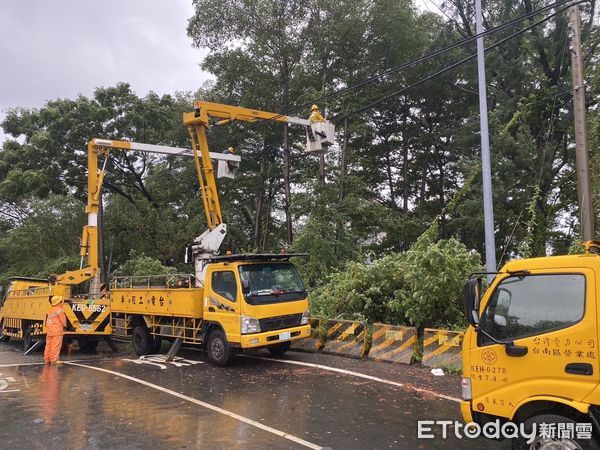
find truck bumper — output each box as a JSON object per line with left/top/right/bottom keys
{"left": 240, "top": 324, "right": 311, "bottom": 348}
{"left": 460, "top": 401, "right": 474, "bottom": 423}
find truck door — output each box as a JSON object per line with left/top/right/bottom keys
{"left": 204, "top": 269, "right": 241, "bottom": 344}
{"left": 468, "top": 268, "right": 598, "bottom": 418}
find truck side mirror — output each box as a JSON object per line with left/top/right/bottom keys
{"left": 493, "top": 314, "right": 507, "bottom": 327}
{"left": 464, "top": 278, "right": 482, "bottom": 326}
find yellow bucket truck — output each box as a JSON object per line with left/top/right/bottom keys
{"left": 462, "top": 243, "right": 600, "bottom": 447}
{"left": 0, "top": 100, "right": 335, "bottom": 364}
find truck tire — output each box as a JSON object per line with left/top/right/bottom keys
{"left": 267, "top": 341, "right": 291, "bottom": 357}
{"left": 23, "top": 326, "right": 33, "bottom": 351}
{"left": 151, "top": 335, "right": 163, "bottom": 353}
{"left": 0, "top": 319, "right": 10, "bottom": 342}
{"left": 206, "top": 329, "right": 233, "bottom": 366}
{"left": 513, "top": 414, "right": 599, "bottom": 449}
{"left": 78, "top": 336, "right": 99, "bottom": 352}
{"left": 132, "top": 326, "right": 153, "bottom": 356}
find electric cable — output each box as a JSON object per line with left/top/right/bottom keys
{"left": 338, "top": 0, "right": 585, "bottom": 120}
{"left": 205, "top": 0, "right": 584, "bottom": 147}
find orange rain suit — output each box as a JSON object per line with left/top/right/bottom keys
{"left": 44, "top": 304, "right": 66, "bottom": 363}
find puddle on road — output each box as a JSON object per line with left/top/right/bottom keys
{"left": 0, "top": 363, "right": 286, "bottom": 450}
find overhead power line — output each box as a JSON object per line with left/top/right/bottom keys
{"left": 337, "top": 0, "right": 585, "bottom": 121}
{"left": 206, "top": 0, "right": 582, "bottom": 147}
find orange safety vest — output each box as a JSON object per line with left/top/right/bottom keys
{"left": 46, "top": 304, "right": 66, "bottom": 337}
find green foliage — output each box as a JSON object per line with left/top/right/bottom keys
{"left": 0, "top": 195, "right": 84, "bottom": 286}
{"left": 310, "top": 229, "right": 481, "bottom": 328}
{"left": 389, "top": 229, "right": 481, "bottom": 329}
{"left": 113, "top": 251, "right": 177, "bottom": 277}
{"left": 0, "top": 1, "right": 598, "bottom": 331}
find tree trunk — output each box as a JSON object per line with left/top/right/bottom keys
{"left": 402, "top": 129, "right": 409, "bottom": 213}
{"left": 438, "top": 155, "right": 447, "bottom": 238}
{"left": 319, "top": 153, "right": 326, "bottom": 185}
{"left": 385, "top": 140, "right": 397, "bottom": 208}
{"left": 283, "top": 124, "right": 293, "bottom": 245}
{"left": 339, "top": 118, "right": 349, "bottom": 200}
{"left": 262, "top": 178, "right": 275, "bottom": 251}
{"left": 419, "top": 165, "right": 427, "bottom": 219}
{"left": 253, "top": 142, "right": 269, "bottom": 249}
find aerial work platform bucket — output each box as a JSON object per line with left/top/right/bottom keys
{"left": 306, "top": 120, "right": 336, "bottom": 153}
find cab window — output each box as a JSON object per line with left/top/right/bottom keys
{"left": 211, "top": 271, "right": 237, "bottom": 302}
{"left": 479, "top": 274, "right": 585, "bottom": 344}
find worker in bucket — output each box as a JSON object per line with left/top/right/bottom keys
{"left": 309, "top": 104, "right": 325, "bottom": 123}
{"left": 44, "top": 295, "right": 67, "bottom": 364}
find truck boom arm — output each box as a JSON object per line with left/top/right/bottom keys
{"left": 59, "top": 101, "right": 333, "bottom": 290}
{"left": 57, "top": 138, "right": 240, "bottom": 289}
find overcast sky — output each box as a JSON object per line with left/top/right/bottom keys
{"left": 0, "top": 1, "right": 434, "bottom": 143}
{"left": 0, "top": 0, "right": 211, "bottom": 142}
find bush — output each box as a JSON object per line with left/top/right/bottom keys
{"left": 309, "top": 227, "right": 481, "bottom": 329}
{"left": 113, "top": 251, "right": 177, "bottom": 277}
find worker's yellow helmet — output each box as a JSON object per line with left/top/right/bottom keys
{"left": 311, "top": 104, "right": 319, "bottom": 111}
{"left": 51, "top": 295, "right": 63, "bottom": 306}
{"left": 228, "top": 147, "right": 235, "bottom": 153}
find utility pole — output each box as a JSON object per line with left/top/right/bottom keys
{"left": 569, "top": 5, "right": 595, "bottom": 241}
{"left": 475, "top": 0, "right": 497, "bottom": 278}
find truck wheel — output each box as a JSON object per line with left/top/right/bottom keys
{"left": 513, "top": 414, "right": 598, "bottom": 449}
{"left": 207, "top": 329, "right": 233, "bottom": 366}
{"left": 0, "top": 319, "right": 10, "bottom": 342}
{"left": 132, "top": 326, "right": 153, "bottom": 356}
{"left": 23, "top": 326, "right": 34, "bottom": 351}
{"left": 151, "top": 335, "right": 163, "bottom": 353}
{"left": 267, "top": 341, "right": 291, "bottom": 357}
{"left": 78, "top": 337, "right": 99, "bottom": 352}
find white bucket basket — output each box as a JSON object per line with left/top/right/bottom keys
{"left": 306, "top": 121, "right": 336, "bottom": 153}
{"left": 217, "top": 159, "right": 240, "bottom": 179}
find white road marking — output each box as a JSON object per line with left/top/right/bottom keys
{"left": 0, "top": 358, "right": 113, "bottom": 368}
{"left": 122, "top": 355, "right": 204, "bottom": 370}
{"left": 0, "top": 389, "right": 20, "bottom": 393}
{"left": 66, "top": 361, "right": 323, "bottom": 450}
{"left": 242, "top": 355, "right": 462, "bottom": 403}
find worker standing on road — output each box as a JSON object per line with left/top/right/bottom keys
{"left": 44, "top": 296, "right": 66, "bottom": 364}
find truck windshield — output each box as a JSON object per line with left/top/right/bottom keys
{"left": 239, "top": 263, "right": 306, "bottom": 305}
{"left": 479, "top": 273, "right": 585, "bottom": 343}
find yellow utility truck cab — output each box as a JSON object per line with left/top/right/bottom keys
{"left": 110, "top": 254, "right": 311, "bottom": 366}
{"left": 0, "top": 277, "right": 111, "bottom": 351}
{"left": 462, "top": 244, "right": 600, "bottom": 447}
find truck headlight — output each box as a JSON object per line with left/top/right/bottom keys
{"left": 301, "top": 310, "right": 310, "bottom": 325}
{"left": 241, "top": 315, "right": 261, "bottom": 334}
{"left": 461, "top": 377, "right": 472, "bottom": 400}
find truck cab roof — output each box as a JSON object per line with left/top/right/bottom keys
{"left": 502, "top": 252, "right": 600, "bottom": 273}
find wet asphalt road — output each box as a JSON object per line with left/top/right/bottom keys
{"left": 0, "top": 340, "right": 505, "bottom": 449}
